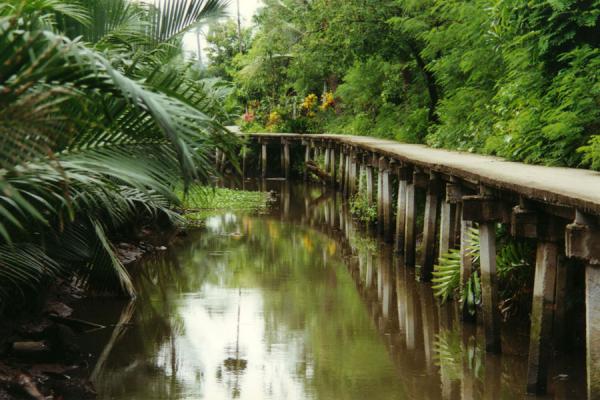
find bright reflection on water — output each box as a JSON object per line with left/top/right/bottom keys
{"left": 76, "top": 182, "right": 584, "bottom": 400}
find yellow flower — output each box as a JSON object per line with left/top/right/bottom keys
{"left": 267, "top": 111, "right": 282, "bottom": 127}
{"left": 301, "top": 93, "right": 318, "bottom": 110}
{"left": 320, "top": 91, "right": 335, "bottom": 111}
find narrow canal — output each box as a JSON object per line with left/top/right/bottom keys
{"left": 75, "top": 182, "right": 585, "bottom": 400}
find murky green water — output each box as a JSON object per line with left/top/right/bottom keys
{"left": 76, "top": 182, "right": 584, "bottom": 400}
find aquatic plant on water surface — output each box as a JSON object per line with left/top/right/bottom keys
{"left": 0, "top": 0, "right": 237, "bottom": 306}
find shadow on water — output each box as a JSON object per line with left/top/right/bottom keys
{"left": 74, "top": 181, "right": 585, "bottom": 400}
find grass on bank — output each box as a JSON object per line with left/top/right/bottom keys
{"left": 179, "top": 187, "right": 272, "bottom": 222}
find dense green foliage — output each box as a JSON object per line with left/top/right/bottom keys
{"left": 0, "top": 0, "right": 236, "bottom": 304}
{"left": 207, "top": 0, "right": 600, "bottom": 168}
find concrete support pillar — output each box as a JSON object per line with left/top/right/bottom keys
{"left": 241, "top": 145, "right": 247, "bottom": 180}
{"left": 377, "top": 159, "right": 383, "bottom": 234}
{"left": 261, "top": 141, "right": 267, "bottom": 179}
{"left": 462, "top": 191, "right": 507, "bottom": 353}
{"left": 379, "top": 157, "right": 393, "bottom": 242}
{"left": 526, "top": 223, "right": 561, "bottom": 394}
{"left": 324, "top": 145, "right": 330, "bottom": 174}
{"left": 345, "top": 151, "right": 352, "bottom": 196}
{"left": 304, "top": 142, "right": 310, "bottom": 181}
{"left": 565, "top": 211, "right": 600, "bottom": 400}
{"left": 338, "top": 147, "right": 345, "bottom": 191}
{"left": 585, "top": 264, "right": 600, "bottom": 400}
{"left": 439, "top": 201, "right": 453, "bottom": 256}
{"left": 404, "top": 176, "right": 417, "bottom": 267}
{"left": 366, "top": 162, "right": 374, "bottom": 206}
{"left": 349, "top": 151, "right": 358, "bottom": 196}
{"left": 283, "top": 140, "right": 290, "bottom": 180}
{"left": 460, "top": 219, "right": 474, "bottom": 321}
{"left": 329, "top": 146, "right": 336, "bottom": 186}
{"left": 479, "top": 222, "right": 501, "bottom": 353}
{"left": 395, "top": 175, "right": 407, "bottom": 253}
{"left": 419, "top": 174, "right": 440, "bottom": 282}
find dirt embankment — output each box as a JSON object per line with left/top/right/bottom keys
{"left": 0, "top": 232, "right": 177, "bottom": 400}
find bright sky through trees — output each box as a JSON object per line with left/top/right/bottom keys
{"left": 183, "top": 0, "right": 262, "bottom": 62}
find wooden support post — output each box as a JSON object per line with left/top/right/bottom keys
{"left": 261, "top": 141, "right": 267, "bottom": 179}
{"left": 366, "top": 161, "right": 374, "bottom": 206}
{"left": 344, "top": 150, "right": 351, "bottom": 197}
{"left": 462, "top": 192, "right": 508, "bottom": 353}
{"left": 419, "top": 173, "right": 440, "bottom": 282}
{"left": 404, "top": 174, "right": 417, "bottom": 267}
{"left": 283, "top": 140, "right": 290, "bottom": 180}
{"left": 241, "top": 145, "right": 247, "bottom": 180}
{"left": 394, "top": 169, "right": 408, "bottom": 253}
{"left": 554, "top": 256, "right": 568, "bottom": 350}
{"left": 338, "top": 147, "right": 345, "bottom": 191}
{"left": 479, "top": 222, "right": 501, "bottom": 353}
{"left": 349, "top": 151, "right": 357, "bottom": 196}
{"left": 585, "top": 264, "right": 600, "bottom": 400}
{"left": 439, "top": 201, "right": 452, "bottom": 256}
{"left": 526, "top": 219, "right": 562, "bottom": 395}
{"left": 304, "top": 143, "right": 310, "bottom": 181}
{"left": 380, "top": 157, "right": 393, "bottom": 242}
{"left": 459, "top": 219, "right": 474, "bottom": 321}
{"left": 377, "top": 158, "right": 384, "bottom": 234}
{"left": 329, "top": 146, "right": 336, "bottom": 186}
{"left": 358, "top": 162, "right": 365, "bottom": 193}
{"left": 565, "top": 211, "right": 600, "bottom": 400}
{"left": 395, "top": 188, "right": 407, "bottom": 253}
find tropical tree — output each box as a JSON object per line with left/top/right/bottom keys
{"left": 0, "top": 0, "right": 236, "bottom": 306}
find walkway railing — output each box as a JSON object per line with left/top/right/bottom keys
{"left": 231, "top": 130, "right": 600, "bottom": 398}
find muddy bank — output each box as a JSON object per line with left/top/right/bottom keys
{"left": 0, "top": 236, "right": 173, "bottom": 400}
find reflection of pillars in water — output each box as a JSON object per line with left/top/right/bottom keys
{"left": 482, "top": 353, "right": 502, "bottom": 400}
{"left": 358, "top": 251, "right": 366, "bottom": 284}
{"left": 338, "top": 195, "right": 345, "bottom": 231}
{"left": 377, "top": 254, "right": 384, "bottom": 302}
{"left": 395, "top": 256, "right": 406, "bottom": 333}
{"left": 437, "top": 302, "right": 455, "bottom": 400}
{"left": 366, "top": 251, "right": 374, "bottom": 289}
{"left": 419, "top": 285, "right": 438, "bottom": 372}
{"left": 380, "top": 249, "right": 398, "bottom": 332}
{"left": 461, "top": 325, "right": 479, "bottom": 400}
{"left": 403, "top": 266, "right": 418, "bottom": 351}
{"left": 329, "top": 196, "right": 337, "bottom": 228}
{"left": 282, "top": 182, "right": 290, "bottom": 219}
